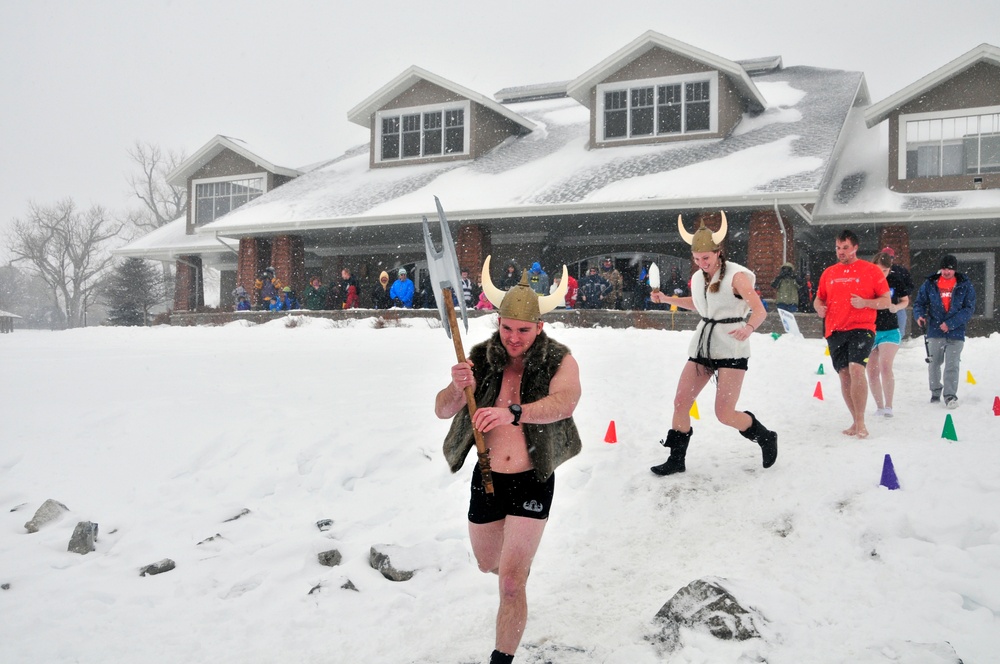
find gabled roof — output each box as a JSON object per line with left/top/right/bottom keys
{"left": 184, "top": 65, "right": 860, "bottom": 239}
{"left": 166, "top": 135, "right": 303, "bottom": 187}
{"left": 566, "top": 30, "right": 768, "bottom": 112}
{"left": 865, "top": 43, "right": 1000, "bottom": 128}
{"left": 346, "top": 65, "right": 536, "bottom": 133}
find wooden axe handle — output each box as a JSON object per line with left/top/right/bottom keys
{"left": 442, "top": 288, "right": 494, "bottom": 495}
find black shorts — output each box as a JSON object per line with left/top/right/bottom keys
{"left": 468, "top": 467, "right": 555, "bottom": 524}
{"left": 826, "top": 329, "right": 875, "bottom": 373}
{"left": 689, "top": 357, "right": 749, "bottom": 371}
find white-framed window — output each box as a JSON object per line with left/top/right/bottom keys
{"left": 376, "top": 101, "right": 470, "bottom": 162}
{"left": 192, "top": 173, "right": 266, "bottom": 225}
{"left": 597, "top": 72, "right": 718, "bottom": 143}
{"left": 899, "top": 105, "right": 1000, "bottom": 179}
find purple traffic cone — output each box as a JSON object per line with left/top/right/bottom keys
{"left": 879, "top": 454, "right": 900, "bottom": 490}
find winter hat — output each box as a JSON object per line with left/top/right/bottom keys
{"left": 530, "top": 262, "right": 542, "bottom": 274}
{"left": 282, "top": 286, "right": 292, "bottom": 292}
{"left": 379, "top": 271, "right": 389, "bottom": 283}
{"left": 398, "top": 268, "right": 407, "bottom": 276}
{"left": 882, "top": 246, "right": 896, "bottom": 258}
{"left": 939, "top": 254, "right": 958, "bottom": 270}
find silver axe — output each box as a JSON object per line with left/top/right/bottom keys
{"left": 422, "top": 196, "right": 494, "bottom": 494}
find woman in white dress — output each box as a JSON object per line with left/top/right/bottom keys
{"left": 649, "top": 212, "right": 778, "bottom": 476}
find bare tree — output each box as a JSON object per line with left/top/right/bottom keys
{"left": 7, "top": 199, "right": 124, "bottom": 328}
{"left": 125, "top": 141, "right": 188, "bottom": 233}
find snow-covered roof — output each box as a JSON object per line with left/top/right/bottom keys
{"left": 346, "top": 65, "right": 536, "bottom": 134}
{"left": 166, "top": 135, "right": 303, "bottom": 187}
{"left": 194, "top": 65, "right": 863, "bottom": 238}
{"left": 566, "top": 30, "right": 768, "bottom": 113}
{"left": 0, "top": 309, "right": 22, "bottom": 319}
{"left": 115, "top": 217, "right": 239, "bottom": 260}
{"left": 865, "top": 43, "right": 1000, "bottom": 128}
{"left": 813, "top": 106, "right": 1000, "bottom": 225}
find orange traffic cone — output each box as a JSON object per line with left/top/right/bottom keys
{"left": 813, "top": 381, "right": 824, "bottom": 400}
{"left": 604, "top": 421, "right": 617, "bottom": 443}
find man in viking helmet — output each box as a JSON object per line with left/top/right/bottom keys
{"left": 435, "top": 256, "right": 582, "bottom": 664}
{"left": 649, "top": 212, "right": 778, "bottom": 476}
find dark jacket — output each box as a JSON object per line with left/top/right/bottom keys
{"left": 577, "top": 273, "right": 610, "bottom": 309}
{"left": 303, "top": 284, "right": 328, "bottom": 310}
{"left": 500, "top": 261, "right": 522, "bottom": 290}
{"left": 443, "top": 331, "right": 581, "bottom": 482}
{"left": 913, "top": 271, "right": 976, "bottom": 340}
{"left": 371, "top": 283, "right": 393, "bottom": 309}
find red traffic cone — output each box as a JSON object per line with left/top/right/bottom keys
{"left": 813, "top": 381, "right": 824, "bottom": 400}
{"left": 604, "top": 420, "right": 617, "bottom": 443}
{"left": 993, "top": 396, "right": 1000, "bottom": 416}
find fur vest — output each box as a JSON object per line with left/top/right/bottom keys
{"left": 443, "top": 331, "right": 582, "bottom": 481}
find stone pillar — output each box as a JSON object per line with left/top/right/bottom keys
{"left": 173, "top": 255, "right": 204, "bottom": 311}
{"left": 457, "top": 224, "right": 491, "bottom": 276}
{"left": 272, "top": 235, "right": 306, "bottom": 294}
{"left": 878, "top": 225, "right": 911, "bottom": 269}
{"left": 237, "top": 237, "right": 260, "bottom": 305}
{"left": 747, "top": 210, "right": 793, "bottom": 298}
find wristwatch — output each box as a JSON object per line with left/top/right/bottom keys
{"left": 508, "top": 404, "right": 522, "bottom": 426}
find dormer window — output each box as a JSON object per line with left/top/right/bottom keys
{"left": 597, "top": 72, "right": 717, "bottom": 143}
{"left": 377, "top": 101, "right": 470, "bottom": 162}
{"left": 192, "top": 173, "right": 265, "bottom": 225}
{"left": 901, "top": 106, "right": 1000, "bottom": 179}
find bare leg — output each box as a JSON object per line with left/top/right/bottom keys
{"left": 838, "top": 365, "right": 870, "bottom": 437}
{"left": 469, "top": 519, "right": 506, "bottom": 574}
{"left": 848, "top": 363, "right": 870, "bottom": 438}
{"left": 493, "top": 516, "right": 547, "bottom": 655}
{"left": 878, "top": 344, "right": 899, "bottom": 410}
{"left": 867, "top": 346, "right": 884, "bottom": 410}
{"left": 713, "top": 368, "right": 751, "bottom": 432}
{"left": 671, "top": 361, "right": 713, "bottom": 432}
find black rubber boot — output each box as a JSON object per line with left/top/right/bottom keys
{"left": 651, "top": 428, "right": 692, "bottom": 476}
{"left": 740, "top": 411, "right": 778, "bottom": 469}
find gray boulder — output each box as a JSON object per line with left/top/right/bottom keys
{"left": 652, "top": 578, "right": 765, "bottom": 652}
{"left": 318, "top": 549, "right": 342, "bottom": 567}
{"left": 24, "top": 499, "right": 69, "bottom": 533}
{"left": 67, "top": 521, "right": 99, "bottom": 554}
{"left": 369, "top": 544, "right": 415, "bottom": 582}
{"left": 139, "top": 559, "right": 176, "bottom": 577}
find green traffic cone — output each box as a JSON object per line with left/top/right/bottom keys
{"left": 771, "top": 332, "right": 780, "bottom": 340}
{"left": 817, "top": 364, "right": 825, "bottom": 375}
{"left": 941, "top": 413, "right": 958, "bottom": 441}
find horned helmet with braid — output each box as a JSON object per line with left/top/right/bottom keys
{"left": 678, "top": 212, "right": 729, "bottom": 293}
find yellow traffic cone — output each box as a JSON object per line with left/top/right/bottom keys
{"left": 967, "top": 371, "right": 976, "bottom": 385}
{"left": 689, "top": 400, "right": 700, "bottom": 420}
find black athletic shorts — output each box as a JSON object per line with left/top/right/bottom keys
{"left": 826, "top": 329, "right": 875, "bottom": 373}
{"left": 468, "top": 466, "right": 555, "bottom": 524}
{"left": 689, "top": 356, "right": 749, "bottom": 371}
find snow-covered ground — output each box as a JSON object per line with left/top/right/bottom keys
{"left": 1, "top": 316, "right": 998, "bottom": 663}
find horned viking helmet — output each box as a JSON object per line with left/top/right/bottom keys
{"left": 678, "top": 211, "right": 728, "bottom": 253}
{"left": 481, "top": 255, "right": 568, "bottom": 322}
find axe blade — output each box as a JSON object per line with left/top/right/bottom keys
{"left": 421, "top": 197, "right": 469, "bottom": 337}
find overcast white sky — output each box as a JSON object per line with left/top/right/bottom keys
{"left": 3, "top": 0, "right": 999, "bottom": 260}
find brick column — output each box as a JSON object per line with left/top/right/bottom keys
{"left": 457, "top": 224, "right": 491, "bottom": 275}
{"left": 747, "top": 210, "right": 793, "bottom": 298}
{"left": 237, "top": 238, "right": 260, "bottom": 305}
{"left": 879, "top": 225, "right": 911, "bottom": 269}
{"left": 272, "top": 235, "right": 306, "bottom": 294}
{"left": 173, "top": 255, "right": 204, "bottom": 311}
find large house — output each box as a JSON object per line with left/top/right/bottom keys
{"left": 116, "top": 31, "right": 1000, "bottom": 330}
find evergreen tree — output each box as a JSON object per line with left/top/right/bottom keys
{"left": 103, "top": 258, "right": 166, "bottom": 326}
